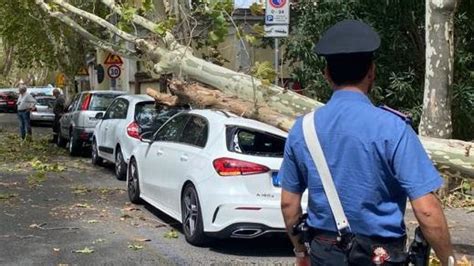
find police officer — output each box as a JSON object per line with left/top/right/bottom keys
{"left": 280, "top": 20, "right": 455, "bottom": 266}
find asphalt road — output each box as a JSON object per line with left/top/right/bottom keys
{"left": 0, "top": 112, "right": 472, "bottom": 265}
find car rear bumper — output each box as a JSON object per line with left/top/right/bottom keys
{"left": 205, "top": 203, "right": 287, "bottom": 239}
{"left": 0, "top": 104, "right": 16, "bottom": 112}
{"left": 206, "top": 222, "right": 286, "bottom": 239}
{"left": 72, "top": 127, "right": 94, "bottom": 143}
{"left": 30, "top": 112, "right": 54, "bottom": 122}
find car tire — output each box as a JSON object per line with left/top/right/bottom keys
{"left": 91, "top": 139, "right": 103, "bottom": 166}
{"left": 181, "top": 184, "right": 210, "bottom": 246}
{"left": 115, "top": 147, "right": 127, "bottom": 180}
{"left": 57, "top": 133, "right": 67, "bottom": 148}
{"left": 127, "top": 158, "right": 142, "bottom": 204}
{"left": 68, "top": 134, "right": 81, "bottom": 156}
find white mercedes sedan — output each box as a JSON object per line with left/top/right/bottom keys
{"left": 127, "top": 109, "right": 291, "bottom": 246}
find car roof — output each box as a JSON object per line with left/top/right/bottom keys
{"left": 82, "top": 90, "right": 126, "bottom": 95}
{"left": 186, "top": 109, "right": 288, "bottom": 137}
{"left": 117, "top": 94, "right": 154, "bottom": 103}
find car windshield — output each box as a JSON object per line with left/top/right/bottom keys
{"left": 135, "top": 103, "right": 184, "bottom": 134}
{"left": 36, "top": 98, "right": 55, "bottom": 106}
{"left": 89, "top": 94, "right": 120, "bottom": 111}
{"left": 226, "top": 126, "right": 286, "bottom": 157}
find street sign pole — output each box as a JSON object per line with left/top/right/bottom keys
{"left": 274, "top": 38, "right": 279, "bottom": 85}
{"left": 265, "top": 0, "right": 289, "bottom": 86}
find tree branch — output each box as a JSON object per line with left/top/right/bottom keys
{"left": 99, "top": 0, "right": 177, "bottom": 47}
{"left": 51, "top": 0, "right": 137, "bottom": 43}
{"left": 36, "top": 0, "right": 138, "bottom": 59}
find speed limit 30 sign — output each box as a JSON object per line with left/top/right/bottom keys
{"left": 107, "top": 65, "right": 121, "bottom": 79}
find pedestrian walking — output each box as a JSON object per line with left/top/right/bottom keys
{"left": 51, "top": 88, "right": 65, "bottom": 144}
{"left": 279, "top": 20, "right": 454, "bottom": 266}
{"left": 16, "top": 83, "right": 37, "bottom": 140}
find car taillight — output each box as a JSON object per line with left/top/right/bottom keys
{"left": 213, "top": 158, "right": 270, "bottom": 176}
{"left": 127, "top": 121, "right": 140, "bottom": 139}
{"left": 81, "top": 94, "right": 91, "bottom": 110}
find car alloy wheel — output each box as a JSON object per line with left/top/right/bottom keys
{"left": 69, "top": 135, "right": 75, "bottom": 154}
{"left": 115, "top": 148, "right": 127, "bottom": 180}
{"left": 181, "top": 185, "right": 209, "bottom": 246}
{"left": 68, "top": 133, "right": 81, "bottom": 156}
{"left": 91, "top": 140, "right": 102, "bottom": 165}
{"left": 127, "top": 159, "right": 141, "bottom": 204}
{"left": 183, "top": 189, "right": 198, "bottom": 237}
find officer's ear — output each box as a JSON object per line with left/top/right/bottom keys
{"left": 367, "top": 62, "right": 376, "bottom": 82}
{"left": 323, "top": 67, "right": 335, "bottom": 87}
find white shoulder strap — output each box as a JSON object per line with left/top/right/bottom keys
{"left": 302, "top": 111, "right": 351, "bottom": 232}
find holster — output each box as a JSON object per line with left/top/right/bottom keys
{"left": 309, "top": 227, "right": 408, "bottom": 265}
{"left": 345, "top": 234, "right": 408, "bottom": 265}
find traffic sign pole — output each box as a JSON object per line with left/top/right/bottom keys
{"left": 275, "top": 38, "right": 279, "bottom": 85}
{"left": 265, "top": 0, "right": 289, "bottom": 86}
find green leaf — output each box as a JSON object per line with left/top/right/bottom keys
{"left": 462, "top": 181, "right": 471, "bottom": 192}
{"left": 244, "top": 34, "right": 257, "bottom": 45}
{"left": 249, "top": 3, "right": 264, "bottom": 16}
{"left": 208, "top": 31, "right": 220, "bottom": 42}
{"left": 73, "top": 247, "right": 94, "bottom": 254}
{"left": 251, "top": 61, "right": 277, "bottom": 83}
{"left": 128, "top": 244, "right": 144, "bottom": 250}
{"left": 164, "top": 229, "right": 178, "bottom": 239}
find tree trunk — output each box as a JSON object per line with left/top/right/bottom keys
{"left": 2, "top": 43, "right": 14, "bottom": 77}
{"left": 35, "top": 0, "right": 473, "bottom": 179}
{"left": 147, "top": 82, "right": 474, "bottom": 180}
{"left": 419, "top": 0, "right": 457, "bottom": 138}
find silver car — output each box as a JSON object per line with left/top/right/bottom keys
{"left": 31, "top": 96, "right": 55, "bottom": 123}
{"left": 58, "top": 90, "right": 126, "bottom": 156}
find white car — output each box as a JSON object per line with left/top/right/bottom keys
{"left": 31, "top": 96, "right": 55, "bottom": 123}
{"left": 127, "top": 109, "right": 298, "bottom": 246}
{"left": 92, "top": 95, "right": 184, "bottom": 180}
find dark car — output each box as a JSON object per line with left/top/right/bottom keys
{"left": 0, "top": 92, "right": 18, "bottom": 113}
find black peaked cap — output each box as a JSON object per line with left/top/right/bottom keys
{"left": 314, "top": 19, "right": 380, "bottom": 56}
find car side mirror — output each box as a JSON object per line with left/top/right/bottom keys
{"left": 139, "top": 131, "right": 153, "bottom": 144}
{"left": 95, "top": 112, "right": 104, "bottom": 119}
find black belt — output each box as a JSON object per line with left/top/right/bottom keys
{"left": 309, "top": 228, "right": 406, "bottom": 244}
{"left": 17, "top": 109, "right": 28, "bottom": 112}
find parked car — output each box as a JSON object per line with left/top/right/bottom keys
{"left": 92, "top": 95, "right": 185, "bottom": 180}
{"left": 127, "top": 109, "right": 305, "bottom": 246}
{"left": 0, "top": 91, "right": 18, "bottom": 112}
{"left": 30, "top": 96, "right": 55, "bottom": 124}
{"left": 29, "top": 86, "right": 63, "bottom": 97}
{"left": 58, "top": 90, "right": 126, "bottom": 156}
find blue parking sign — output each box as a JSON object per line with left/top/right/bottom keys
{"left": 266, "top": 15, "right": 274, "bottom": 22}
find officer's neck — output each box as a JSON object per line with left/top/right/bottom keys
{"left": 333, "top": 85, "right": 368, "bottom": 95}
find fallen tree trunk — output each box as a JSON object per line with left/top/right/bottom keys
{"left": 147, "top": 81, "right": 474, "bottom": 180}
{"left": 35, "top": 0, "right": 472, "bottom": 180}
{"left": 147, "top": 81, "right": 296, "bottom": 131}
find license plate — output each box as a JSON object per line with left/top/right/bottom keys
{"left": 272, "top": 171, "right": 281, "bottom": 187}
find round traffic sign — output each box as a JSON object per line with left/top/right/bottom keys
{"left": 107, "top": 65, "right": 121, "bottom": 79}
{"left": 269, "top": 0, "right": 286, "bottom": 8}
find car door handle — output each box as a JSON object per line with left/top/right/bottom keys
{"left": 180, "top": 155, "right": 188, "bottom": 162}
{"left": 156, "top": 150, "right": 163, "bottom": 156}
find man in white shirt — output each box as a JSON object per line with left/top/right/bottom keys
{"left": 16, "top": 84, "right": 37, "bottom": 140}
